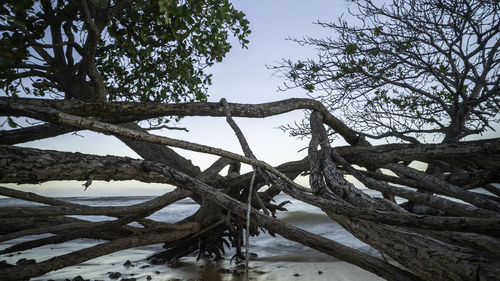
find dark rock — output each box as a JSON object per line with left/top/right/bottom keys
{"left": 140, "top": 264, "right": 151, "bottom": 269}
{"left": 155, "top": 271, "right": 161, "bottom": 275}
{"left": 120, "top": 278, "right": 136, "bottom": 281}
{"left": 236, "top": 264, "right": 246, "bottom": 269}
{"left": 249, "top": 252, "right": 258, "bottom": 258}
{"left": 318, "top": 270, "right": 323, "bottom": 275}
{"left": 0, "top": 260, "right": 14, "bottom": 269}
{"left": 217, "top": 268, "right": 232, "bottom": 274}
{"left": 123, "top": 260, "right": 134, "bottom": 267}
{"left": 149, "top": 257, "right": 166, "bottom": 265}
{"left": 108, "top": 272, "right": 122, "bottom": 279}
{"left": 293, "top": 273, "right": 301, "bottom": 277}
{"left": 146, "top": 276, "right": 152, "bottom": 280}
{"left": 71, "top": 276, "right": 84, "bottom": 281}
{"left": 16, "top": 258, "right": 36, "bottom": 265}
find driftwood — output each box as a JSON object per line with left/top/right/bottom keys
{"left": 1, "top": 97, "right": 499, "bottom": 281}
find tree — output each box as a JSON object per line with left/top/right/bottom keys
{"left": 1, "top": 97, "right": 499, "bottom": 280}
{"left": 274, "top": 0, "right": 499, "bottom": 144}
{"left": 0, "top": 0, "right": 260, "bottom": 274}
{"left": 0, "top": 0, "right": 250, "bottom": 105}
{"left": 0, "top": 1, "right": 499, "bottom": 281}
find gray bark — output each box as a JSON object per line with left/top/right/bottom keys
{"left": 308, "top": 110, "right": 500, "bottom": 281}
{"left": 1, "top": 97, "right": 499, "bottom": 281}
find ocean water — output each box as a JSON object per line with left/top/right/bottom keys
{"left": 0, "top": 190, "right": 380, "bottom": 265}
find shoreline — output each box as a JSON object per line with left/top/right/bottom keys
{"left": 30, "top": 259, "right": 386, "bottom": 281}
{"left": 1, "top": 241, "right": 384, "bottom": 281}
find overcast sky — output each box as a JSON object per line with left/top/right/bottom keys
{"left": 6, "top": 1, "right": 355, "bottom": 197}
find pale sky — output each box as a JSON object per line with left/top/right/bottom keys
{"left": 6, "top": 1, "right": 353, "bottom": 197}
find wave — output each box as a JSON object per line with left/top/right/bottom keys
{"left": 280, "top": 211, "right": 336, "bottom": 225}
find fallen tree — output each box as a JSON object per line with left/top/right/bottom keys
{"left": 0, "top": 97, "right": 499, "bottom": 281}
{"left": 1, "top": 0, "right": 499, "bottom": 280}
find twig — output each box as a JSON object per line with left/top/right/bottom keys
{"left": 146, "top": 125, "right": 189, "bottom": 132}
{"left": 245, "top": 171, "right": 256, "bottom": 281}
{"left": 253, "top": 189, "right": 270, "bottom": 215}
{"left": 83, "top": 174, "right": 93, "bottom": 190}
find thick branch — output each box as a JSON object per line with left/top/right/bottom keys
{"left": 0, "top": 97, "right": 364, "bottom": 145}
{"left": 3, "top": 146, "right": 496, "bottom": 233}
{"left": 0, "top": 124, "right": 75, "bottom": 145}
{"left": 0, "top": 182, "right": 188, "bottom": 219}
{"left": 0, "top": 145, "right": 169, "bottom": 184}
{"left": 141, "top": 161, "right": 421, "bottom": 281}
{"left": 9, "top": 105, "right": 311, "bottom": 193}
{"left": 387, "top": 163, "right": 500, "bottom": 212}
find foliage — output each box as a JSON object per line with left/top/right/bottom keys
{"left": 275, "top": 0, "right": 499, "bottom": 143}
{"left": 0, "top": 0, "right": 250, "bottom": 106}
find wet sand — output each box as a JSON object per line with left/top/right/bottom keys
{"left": 0, "top": 240, "right": 384, "bottom": 281}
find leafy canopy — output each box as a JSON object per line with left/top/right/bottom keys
{"left": 275, "top": 0, "right": 499, "bottom": 143}
{"left": 0, "top": 0, "right": 250, "bottom": 105}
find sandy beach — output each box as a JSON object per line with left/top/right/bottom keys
{"left": 36, "top": 259, "right": 385, "bottom": 281}
{"left": 0, "top": 237, "right": 383, "bottom": 281}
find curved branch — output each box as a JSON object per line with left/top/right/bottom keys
{"left": 386, "top": 163, "right": 500, "bottom": 212}
{"left": 0, "top": 97, "right": 365, "bottom": 146}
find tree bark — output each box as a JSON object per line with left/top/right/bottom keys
{"left": 1, "top": 97, "right": 499, "bottom": 281}
{"left": 142, "top": 161, "right": 422, "bottom": 281}
{"left": 307, "top": 111, "right": 500, "bottom": 281}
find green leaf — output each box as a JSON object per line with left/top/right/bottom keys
{"left": 90, "top": 0, "right": 109, "bottom": 9}
{"left": 163, "top": 10, "right": 169, "bottom": 25}
{"left": 7, "top": 117, "right": 18, "bottom": 128}
{"left": 344, "top": 43, "right": 358, "bottom": 54}
{"left": 304, "top": 84, "right": 315, "bottom": 92}
{"left": 295, "top": 62, "right": 305, "bottom": 69}
{"left": 1, "top": 0, "right": 251, "bottom": 126}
